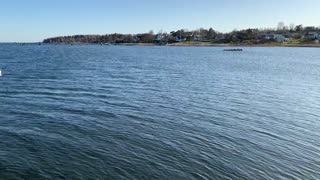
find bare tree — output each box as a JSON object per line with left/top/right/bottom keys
{"left": 277, "top": 22, "right": 285, "bottom": 30}
{"left": 289, "top": 23, "right": 295, "bottom": 31}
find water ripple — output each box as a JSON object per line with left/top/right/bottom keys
{"left": 0, "top": 45, "right": 320, "bottom": 179}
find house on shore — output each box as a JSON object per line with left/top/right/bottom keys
{"left": 154, "top": 34, "right": 166, "bottom": 42}
{"left": 273, "top": 34, "right": 288, "bottom": 43}
{"left": 264, "top": 34, "right": 274, "bottom": 40}
{"left": 264, "top": 34, "right": 288, "bottom": 43}
{"left": 175, "top": 37, "right": 187, "bottom": 42}
{"left": 305, "top": 32, "right": 319, "bottom": 40}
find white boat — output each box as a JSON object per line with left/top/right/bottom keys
{"left": 0, "top": 69, "right": 2, "bottom": 76}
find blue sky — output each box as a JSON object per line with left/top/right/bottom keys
{"left": 1, "top": 0, "right": 319, "bottom": 42}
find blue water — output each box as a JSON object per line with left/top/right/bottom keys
{"left": 0, "top": 44, "right": 320, "bottom": 179}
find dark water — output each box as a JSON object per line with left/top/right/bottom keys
{"left": 0, "top": 44, "right": 320, "bottom": 179}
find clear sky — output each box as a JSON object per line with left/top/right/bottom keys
{"left": 1, "top": 0, "right": 319, "bottom": 42}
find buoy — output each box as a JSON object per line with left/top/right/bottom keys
{"left": 0, "top": 69, "right": 2, "bottom": 76}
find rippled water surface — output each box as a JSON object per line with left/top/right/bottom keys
{"left": 0, "top": 44, "right": 320, "bottom": 179}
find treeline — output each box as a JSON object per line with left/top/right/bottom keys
{"left": 43, "top": 23, "right": 320, "bottom": 44}
{"left": 43, "top": 32, "right": 156, "bottom": 44}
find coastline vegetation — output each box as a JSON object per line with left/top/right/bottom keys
{"left": 43, "top": 23, "right": 320, "bottom": 47}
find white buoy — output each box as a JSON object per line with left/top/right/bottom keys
{"left": 0, "top": 69, "right": 2, "bottom": 76}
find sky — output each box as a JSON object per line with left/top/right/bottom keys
{"left": 0, "top": 0, "right": 320, "bottom": 42}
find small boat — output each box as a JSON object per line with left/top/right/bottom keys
{"left": 0, "top": 69, "right": 2, "bottom": 76}
{"left": 223, "top": 49, "right": 243, "bottom": 51}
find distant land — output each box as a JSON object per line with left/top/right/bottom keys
{"left": 43, "top": 23, "right": 320, "bottom": 47}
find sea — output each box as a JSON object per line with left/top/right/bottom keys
{"left": 0, "top": 44, "right": 320, "bottom": 179}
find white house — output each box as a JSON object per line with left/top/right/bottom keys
{"left": 273, "top": 34, "right": 288, "bottom": 43}
{"left": 175, "top": 37, "right": 186, "bottom": 42}
{"left": 264, "top": 34, "right": 274, "bottom": 40}
{"left": 193, "top": 35, "right": 201, "bottom": 41}
{"left": 155, "top": 34, "right": 165, "bottom": 41}
{"left": 305, "top": 32, "right": 319, "bottom": 40}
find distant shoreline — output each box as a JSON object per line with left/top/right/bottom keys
{"left": 156, "top": 42, "right": 320, "bottom": 48}
{"left": 42, "top": 25, "right": 320, "bottom": 48}
{"left": 44, "top": 42, "right": 320, "bottom": 48}
{"left": 5, "top": 42, "right": 320, "bottom": 48}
